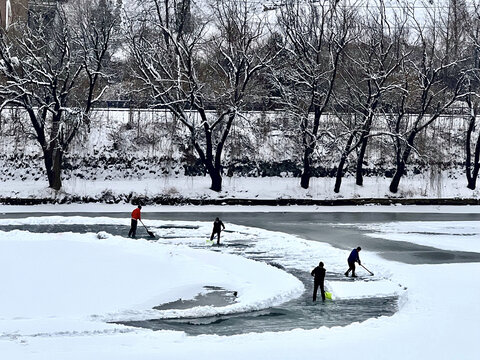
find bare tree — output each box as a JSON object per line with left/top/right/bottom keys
{"left": 0, "top": 0, "right": 117, "bottom": 190}
{"left": 464, "top": 80, "right": 480, "bottom": 190}
{"left": 463, "top": 2, "right": 480, "bottom": 190}
{"left": 128, "top": 0, "right": 275, "bottom": 192}
{"left": 272, "top": 0, "right": 354, "bottom": 189}
{"left": 332, "top": 0, "right": 410, "bottom": 193}
{"left": 388, "top": 4, "right": 467, "bottom": 193}
{"left": 384, "top": 58, "right": 410, "bottom": 183}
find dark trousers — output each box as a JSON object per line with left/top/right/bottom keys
{"left": 210, "top": 230, "right": 221, "bottom": 243}
{"left": 128, "top": 219, "right": 138, "bottom": 237}
{"left": 346, "top": 261, "right": 356, "bottom": 276}
{"left": 313, "top": 280, "right": 325, "bottom": 301}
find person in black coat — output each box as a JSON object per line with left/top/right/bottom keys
{"left": 311, "top": 261, "right": 326, "bottom": 301}
{"left": 210, "top": 217, "right": 225, "bottom": 244}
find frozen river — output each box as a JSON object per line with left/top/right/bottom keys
{"left": 2, "top": 209, "right": 479, "bottom": 359}
{"left": 5, "top": 210, "right": 479, "bottom": 264}
{"left": 148, "top": 211, "right": 480, "bottom": 264}
{"left": 2, "top": 210, "right": 478, "bottom": 336}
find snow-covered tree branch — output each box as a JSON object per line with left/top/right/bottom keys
{"left": 0, "top": 0, "right": 118, "bottom": 190}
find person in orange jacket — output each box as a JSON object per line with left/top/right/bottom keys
{"left": 128, "top": 205, "right": 142, "bottom": 238}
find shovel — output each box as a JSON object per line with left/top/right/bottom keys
{"left": 360, "top": 263, "right": 374, "bottom": 276}
{"left": 139, "top": 219, "right": 155, "bottom": 238}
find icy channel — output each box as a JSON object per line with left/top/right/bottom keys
{"left": 0, "top": 216, "right": 402, "bottom": 336}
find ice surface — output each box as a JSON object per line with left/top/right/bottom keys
{"left": 0, "top": 213, "right": 478, "bottom": 360}
{"left": 352, "top": 221, "right": 480, "bottom": 252}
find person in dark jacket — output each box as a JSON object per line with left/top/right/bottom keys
{"left": 128, "top": 205, "right": 142, "bottom": 238}
{"left": 345, "top": 246, "right": 361, "bottom": 277}
{"left": 210, "top": 217, "right": 225, "bottom": 244}
{"left": 311, "top": 261, "right": 326, "bottom": 301}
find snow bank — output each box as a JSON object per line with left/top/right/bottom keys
{"left": 327, "top": 279, "right": 403, "bottom": 299}
{"left": 0, "top": 228, "right": 303, "bottom": 333}
{"left": 3, "top": 203, "right": 480, "bottom": 214}
{"left": 1, "top": 173, "right": 480, "bottom": 204}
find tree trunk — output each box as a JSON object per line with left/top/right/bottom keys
{"left": 300, "top": 106, "right": 322, "bottom": 190}
{"left": 468, "top": 172, "right": 478, "bottom": 190}
{"left": 300, "top": 146, "right": 313, "bottom": 189}
{"left": 334, "top": 131, "right": 356, "bottom": 193}
{"left": 355, "top": 104, "right": 377, "bottom": 186}
{"left": 208, "top": 166, "right": 223, "bottom": 192}
{"left": 195, "top": 146, "right": 223, "bottom": 193}
{"left": 210, "top": 172, "right": 222, "bottom": 192}
{"left": 472, "top": 155, "right": 480, "bottom": 190}
{"left": 465, "top": 103, "right": 480, "bottom": 190}
{"left": 334, "top": 154, "right": 348, "bottom": 193}
{"left": 210, "top": 112, "right": 236, "bottom": 193}
{"left": 44, "top": 146, "right": 63, "bottom": 191}
{"left": 389, "top": 131, "right": 416, "bottom": 193}
{"left": 389, "top": 160, "right": 405, "bottom": 194}
{"left": 466, "top": 110, "right": 475, "bottom": 190}
{"left": 467, "top": 134, "right": 480, "bottom": 190}
{"left": 192, "top": 130, "right": 223, "bottom": 192}
{"left": 355, "top": 137, "right": 368, "bottom": 186}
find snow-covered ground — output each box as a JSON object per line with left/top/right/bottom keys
{"left": 0, "top": 209, "right": 479, "bottom": 359}
{"left": 0, "top": 172, "right": 478, "bottom": 202}
{"left": 3, "top": 203, "right": 480, "bottom": 214}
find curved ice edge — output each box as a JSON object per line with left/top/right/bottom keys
{"left": 96, "top": 283, "right": 305, "bottom": 323}
{"left": 0, "top": 226, "right": 305, "bottom": 328}
{"left": 2, "top": 216, "right": 403, "bottom": 323}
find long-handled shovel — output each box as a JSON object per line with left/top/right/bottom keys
{"left": 139, "top": 220, "right": 155, "bottom": 238}
{"left": 360, "top": 264, "right": 374, "bottom": 276}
